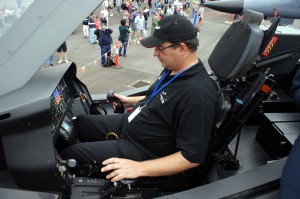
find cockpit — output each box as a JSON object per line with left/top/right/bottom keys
{"left": 1, "top": 0, "right": 300, "bottom": 199}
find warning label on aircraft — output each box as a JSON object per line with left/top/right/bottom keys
{"left": 262, "top": 36, "right": 278, "bottom": 57}
{"left": 260, "top": 84, "right": 272, "bottom": 94}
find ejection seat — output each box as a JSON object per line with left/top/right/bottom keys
{"left": 211, "top": 9, "right": 264, "bottom": 123}
{"left": 202, "top": 9, "right": 265, "bottom": 174}
{"left": 205, "top": 9, "right": 280, "bottom": 174}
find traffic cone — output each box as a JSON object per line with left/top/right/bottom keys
{"left": 112, "top": 42, "right": 121, "bottom": 69}
{"left": 115, "top": 43, "right": 119, "bottom": 67}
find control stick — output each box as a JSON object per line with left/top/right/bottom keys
{"left": 56, "top": 155, "right": 77, "bottom": 168}
{"left": 107, "top": 90, "right": 124, "bottom": 113}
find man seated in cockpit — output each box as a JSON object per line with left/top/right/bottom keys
{"left": 62, "top": 15, "right": 219, "bottom": 182}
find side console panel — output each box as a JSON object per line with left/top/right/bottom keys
{"left": 0, "top": 63, "right": 92, "bottom": 193}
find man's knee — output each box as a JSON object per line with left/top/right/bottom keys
{"left": 76, "top": 115, "right": 93, "bottom": 128}
{"left": 74, "top": 115, "right": 97, "bottom": 140}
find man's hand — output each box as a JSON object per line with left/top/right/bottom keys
{"left": 101, "top": 158, "right": 142, "bottom": 182}
{"left": 101, "top": 152, "right": 200, "bottom": 182}
{"left": 108, "top": 93, "right": 145, "bottom": 109}
{"left": 111, "top": 93, "right": 131, "bottom": 108}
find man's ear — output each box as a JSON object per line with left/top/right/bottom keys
{"left": 179, "top": 43, "right": 188, "bottom": 55}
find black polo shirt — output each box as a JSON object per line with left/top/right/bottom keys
{"left": 121, "top": 60, "right": 219, "bottom": 163}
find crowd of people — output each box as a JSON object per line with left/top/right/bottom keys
{"left": 43, "top": 0, "right": 205, "bottom": 67}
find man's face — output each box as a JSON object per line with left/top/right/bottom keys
{"left": 153, "top": 42, "right": 179, "bottom": 70}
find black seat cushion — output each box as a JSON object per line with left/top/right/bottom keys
{"left": 209, "top": 22, "right": 263, "bottom": 81}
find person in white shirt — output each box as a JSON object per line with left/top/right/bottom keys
{"left": 198, "top": 4, "right": 204, "bottom": 24}
{"left": 165, "top": 4, "right": 174, "bottom": 15}
{"left": 116, "top": 0, "right": 122, "bottom": 15}
{"left": 100, "top": 6, "right": 109, "bottom": 26}
{"left": 108, "top": 0, "right": 114, "bottom": 16}
{"left": 132, "top": 0, "right": 139, "bottom": 9}
{"left": 134, "top": 11, "right": 145, "bottom": 43}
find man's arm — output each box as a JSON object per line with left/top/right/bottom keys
{"left": 101, "top": 151, "right": 200, "bottom": 182}
{"left": 88, "top": 19, "right": 95, "bottom": 25}
{"left": 113, "top": 93, "right": 145, "bottom": 107}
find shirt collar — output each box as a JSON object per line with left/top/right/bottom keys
{"left": 168, "top": 59, "right": 205, "bottom": 79}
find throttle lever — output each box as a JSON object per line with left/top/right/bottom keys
{"left": 107, "top": 90, "right": 124, "bottom": 113}
{"left": 56, "top": 155, "right": 77, "bottom": 168}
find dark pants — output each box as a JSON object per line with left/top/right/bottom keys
{"left": 101, "top": 44, "right": 111, "bottom": 65}
{"left": 279, "top": 135, "right": 300, "bottom": 199}
{"left": 61, "top": 114, "right": 147, "bottom": 170}
{"left": 119, "top": 41, "right": 128, "bottom": 56}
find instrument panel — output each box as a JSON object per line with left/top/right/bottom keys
{"left": 0, "top": 63, "right": 93, "bottom": 193}
{"left": 50, "top": 78, "right": 72, "bottom": 135}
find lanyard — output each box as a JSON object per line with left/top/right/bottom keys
{"left": 146, "top": 68, "right": 188, "bottom": 105}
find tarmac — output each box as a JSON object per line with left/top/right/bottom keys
{"left": 61, "top": 4, "right": 300, "bottom": 95}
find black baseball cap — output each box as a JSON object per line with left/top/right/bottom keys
{"left": 141, "top": 15, "right": 197, "bottom": 48}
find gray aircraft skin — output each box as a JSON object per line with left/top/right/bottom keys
{"left": 0, "top": 0, "right": 101, "bottom": 97}
{"left": 203, "top": 0, "right": 300, "bottom": 19}
{"left": 0, "top": 0, "right": 300, "bottom": 199}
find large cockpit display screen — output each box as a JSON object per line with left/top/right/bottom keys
{"left": 53, "top": 89, "right": 61, "bottom": 105}
{"left": 50, "top": 78, "right": 71, "bottom": 134}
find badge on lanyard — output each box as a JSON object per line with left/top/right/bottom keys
{"left": 129, "top": 67, "right": 194, "bottom": 122}
{"left": 128, "top": 104, "right": 145, "bottom": 123}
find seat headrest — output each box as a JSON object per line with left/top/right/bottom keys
{"left": 242, "top": 10, "right": 264, "bottom": 25}
{"left": 208, "top": 10, "right": 264, "bottom": 81}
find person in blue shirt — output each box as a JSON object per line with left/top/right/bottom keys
{"left": 94, "top": 23, "right": 113, "bottom": 67}
{"left": 279, "top": 68, "right": 300, "bottom": 199}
